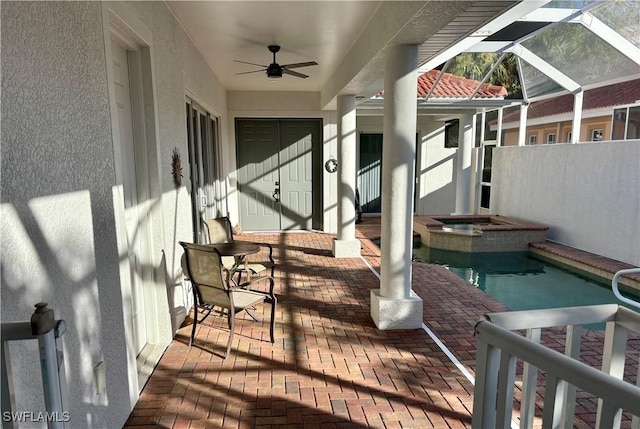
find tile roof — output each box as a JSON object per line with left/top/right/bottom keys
{"left": 417, "top": 70, "right": 508, "bottom": 98}
{"left": 377, "top": 70, "right": 507, "bottom": 99}
{"left": 501, "top": 79, "right": 640, "bottom": 123}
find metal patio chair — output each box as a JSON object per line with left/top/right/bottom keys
{"left": 179, "top": 241, "right": 276, "bottom": 360}
{"left": 202, "top": 216, "right": 276, "bottom": 283}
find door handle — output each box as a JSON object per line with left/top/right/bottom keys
{"left": 272, "top": 182, "right": 280, "bottom": 203}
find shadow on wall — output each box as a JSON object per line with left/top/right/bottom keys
{"left": 1, "top": 189, "right": 134, "bottom": 427}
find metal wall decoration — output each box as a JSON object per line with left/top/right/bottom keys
{"left": 171, "top": 147, "right": 183, "bottom": 187}
{"left": 324, "top": 155, "right": 338, "bottom": 173}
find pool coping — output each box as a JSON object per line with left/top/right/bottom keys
{"left": 530, "top": 240, "right": 640, "bottom": 295}
{"left": 414, "top": 214, "right": 550, "bottom": 232}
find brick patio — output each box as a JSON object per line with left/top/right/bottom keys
{"left": 124, "top": 218, "right": 638, "bottom": 428}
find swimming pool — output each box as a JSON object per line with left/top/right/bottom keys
{"left": 412, "top": 246, "right": 636, "bottom": 314}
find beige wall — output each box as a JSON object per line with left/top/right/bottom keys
{"left": 502, "top": 115, "right": 613, "bottom": 145}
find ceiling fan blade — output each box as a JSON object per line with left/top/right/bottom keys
{"left": 283, "top": 69, "right": 309, "bottom": 79}
{"left": 236, "top": 69, "right": 267, "bottom": 75}
{"left": 234, "top": 60, "right": 268, "bottom": 67}
{"left": 281, "top": 61, "right": 318, "bottom": 69}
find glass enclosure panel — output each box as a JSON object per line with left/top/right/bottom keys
{"left": 522, "top": 22, "right": 639, "bottom": 87}
{"left": 612, "top": 108, "right": 627, "bottom": 140}
{"left": 628, "top": 106, "right": 640, "bottom": 139}
{"left": 591, "top": 0, "right": 640, "bottom": 50}
{"left": 542, "top": 0, "right": 599, "bottom": 8}
{"left": 444, "top": 52, "right": 500, "bottom": 83}
{"left": 519, "top": 61, "right": 565, "bottom": 99}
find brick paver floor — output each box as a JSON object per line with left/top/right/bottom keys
{"left": 124, "top": 218, "right": 639, "bottom": 428}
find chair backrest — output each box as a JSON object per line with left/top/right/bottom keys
{"left": 203, "top": 217, "right": 234, "bottom": 244}
{"left": 180, "top": 242, "right": 230, "bottom": 306}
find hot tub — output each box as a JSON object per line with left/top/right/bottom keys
{"left": 413, "top": 215, "right": 548, "bottom": 253}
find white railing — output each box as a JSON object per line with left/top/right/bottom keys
{"left": 612, "top": 268, "right": 640, "bottom": 310}
{"left": 472, "top": 304, "right": 640, "bottom": 429}
{"left": 1, "top": 303, "right": 69, "bottom": 429}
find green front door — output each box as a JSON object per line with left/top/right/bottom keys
{"left": 236, "top": 119, "right": 322, "bottom": 231}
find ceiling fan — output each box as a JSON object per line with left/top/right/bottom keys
{"left": 234, "top": 45, "right": 318, "bottom": 79}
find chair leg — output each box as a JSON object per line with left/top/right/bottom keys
{"left": 269, "top": 295, "right": 277, "bottom": 344}
{"left": 225, "top": 312, "right": 235, "bottom": 360}
{"left": 269, "top": 277, "right": 276, "bottom": 343}
{"left": 190, "top": 299, "right": 198, "bottom": 347}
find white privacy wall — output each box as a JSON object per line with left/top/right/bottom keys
{"left": 491, "top": 141, "right": 640, "bottom": 266}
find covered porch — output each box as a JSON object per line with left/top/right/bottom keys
{"left": 124, "top": 222, "right": 640, "bottom": 428}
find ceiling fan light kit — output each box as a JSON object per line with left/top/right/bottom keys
{"left": 235, "top": 45, "right": 318, "bottom": 79}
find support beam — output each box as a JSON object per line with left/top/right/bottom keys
{"left": 496, "top": 107, "right": 504, "bottom": 147}
{"left": 371, "top": 44, "right": 423, "bottom": 330}
{"left": 518, "top": 103, "right": 529, "bottom": 147}
{"left": 333, "top": 95, "right": 361, "bottom": 257}
{"left": 571, "top": 90, "right": 583, "bottom": 144}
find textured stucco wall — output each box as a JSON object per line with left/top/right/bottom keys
{"left": 116, "top": 0, "right": 231, "bottom": 334}
{"left": 1, "top": 1, "right": 131, "bottom": 426}
{"left": 491, "top": 140, "right": 640, "bottom": 265}
{"left": 1, "top": 1, "right": 230, "bottom": 426}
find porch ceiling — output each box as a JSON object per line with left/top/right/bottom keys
{"left": 165, "top": 1, "right": 539, "bottom": 109}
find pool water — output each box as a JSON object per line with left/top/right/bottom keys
{"left": 412, "top": 246, "right": 634, "bottom": 315}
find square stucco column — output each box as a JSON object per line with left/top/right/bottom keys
{"left": 371, "top": 44, "right": 423, "bottom": 329}
{"left": 333, "top": 94, "right": 361, "bottom": 258}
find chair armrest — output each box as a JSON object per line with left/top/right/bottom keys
{"left": 237, "top": 275, "right": 275, "bottom": 296}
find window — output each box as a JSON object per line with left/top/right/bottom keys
{"left": 613, "top": 105, "right": 640, "bottom": 140}
{"left": 612, "top": 108, "right": 627, "bottom": 140}
{"left": 566, "top": 131, "right": 572, "bottom": 143}
{"left": 528, "top": 135, "right": 537, "bottom": 145}
{"left": 444, "top": 119, "right": 459, "bottom": 148}
{"left": 480, "top": 143, "right": 495, "bottom": 210}
{"left": 546, "top": 133, "right": 556, "bottom": 144}
{"left": 591, "top": 129, "right": 604, "bottom": 141}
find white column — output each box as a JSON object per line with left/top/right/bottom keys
{"left": 518, "top": 103, "right": 529, "bottom": 147}
{"left": 571, "top": 91, "right": 583, "bottom": 144}
{"left": 454, "top": 113, "right": 474, "bottom": 215}
{"left": 371, "top": 44, "right": 423, "bottom": 330}
{"left": 333, "top": 94, "right": 361, "bottom": 257}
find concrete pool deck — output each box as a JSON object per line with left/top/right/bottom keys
{"left": 124, "top": 217, "right": 639, "bottom": 428}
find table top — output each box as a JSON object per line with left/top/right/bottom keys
{"left": 209, "top": 242, "right": 260, "bottom": 257}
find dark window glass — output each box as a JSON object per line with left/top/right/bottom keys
{"left": 480, "top": 185, "right": 491, "bottom": 209}
{"left": 445, "top": 119, "right": 459, "bottom": 148}
{"left": 627, "top": 106, "right": 640, "bottom": 139}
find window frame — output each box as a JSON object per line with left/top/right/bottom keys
{"left": 546, "top": 133, "right": 556, "bottom": 144}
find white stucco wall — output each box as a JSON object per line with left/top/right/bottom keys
{"left": 1, "top": 1, "right": 229, "bottom": 426}
{"left": 491, "top": 140, "right": 640, "bottom": 266}
{"left": 356, "top": 115, "right": 457, "bottom": 216}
